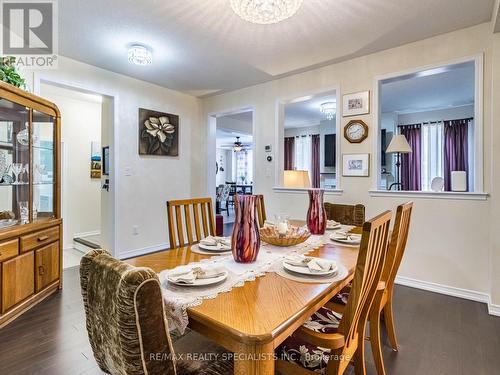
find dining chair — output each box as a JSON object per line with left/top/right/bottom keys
{"left": 167, "top": 197, "right": 216, "bottom": 249}
{"left": 276, "top": 210, "right": 392, "bottom": 375}
{"left": 80, "top": 249, "right": 233, "bottom": 375}
{"left": 216, "top": 185, "right": 230, "bottom": 216}
{"left": 324, "top": 203, "right": 365, "bottom": 227}
{"left": 225, "top": 181, "right": 237, "bottom": 212}
{"left": 328, "top": 202, "right": 414, "bottom": 375}
{"left": 256, "top": 194, "right": 267, "bottom": 228}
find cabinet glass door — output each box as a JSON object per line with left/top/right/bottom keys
{"left": 32, "top": 110, "right": 55, "bottom": 220}
{"left": 0, "top": 99, "right": 30, "bottom": 227}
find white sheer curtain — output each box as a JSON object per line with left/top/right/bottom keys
{"left": 294, "top": 135, "right": 311, "bottom": 180}
{"left": 421, "top": 121, "right": 443, "bottom": 191}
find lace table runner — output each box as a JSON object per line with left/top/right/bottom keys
{"left": 159, "top": 228, "right": 353, "bottom": 333}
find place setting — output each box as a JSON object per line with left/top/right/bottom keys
{"left": 329, "top": 230, "right": 362, "bottom": 246}
{"left": 164, "top": 264, "right": 229, "bottom": 288}
{"left": 274, "top": 253, "right": 348, "bottom": 284}
{"left": 191, "top": 235, "right": 232, "bottom": 255}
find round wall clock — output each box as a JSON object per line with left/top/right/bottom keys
{"left": 344, "top": 119, "right": 369, "bottom": 143}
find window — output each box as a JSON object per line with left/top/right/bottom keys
{"left": 378, "top": 59, "right": 479, "bottom": 193}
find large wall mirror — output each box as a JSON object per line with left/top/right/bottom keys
{"left": 377, "top": 58, "right": 481, "bottom": 193}
{"left": 278, "top": 89, "right": 340, "bottom": 190}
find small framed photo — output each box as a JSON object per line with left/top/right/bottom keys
{"left": 343, "top": 91, "right": 370, "bottom": 117}
{"left": 343, "top": 153, "right": 370, "bottom": 177}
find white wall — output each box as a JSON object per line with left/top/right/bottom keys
{"left": 200, "top": 23, "right": 497, "bottom": 307}
{"left": 40, "top": 83, "right": 102, "bottom": 249}
{"left": 24, "top": 55, "right": 200, "bottom": 258}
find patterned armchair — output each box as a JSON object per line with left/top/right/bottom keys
{"left": 80, "top": 249, "right": 232, "bottom": 375}
{"left": 324, "top": 203, "right": 365, "bottom": 227}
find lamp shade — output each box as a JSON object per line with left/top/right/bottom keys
{"left": 284, "top": 170, "right": 311, "bottom": 188}
{"left": 386, "top": 134, "right": 412, "bottom": 154}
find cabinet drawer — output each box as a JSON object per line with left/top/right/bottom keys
{"left": 20, "top": 226, "right": 60, "bottom": 253}
{"left": 0, "top": 239, "right": 19, "bottom": 262}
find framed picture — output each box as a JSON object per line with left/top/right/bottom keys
{"left": 90, "top": 141, "right": 101, "bottom": 179}
{"left": 139, "top": 108, "right": 179, "bottom": 156}
{"left": 342, "top": 153, "right": 370, "bottom": 177}
{"left": 342, "top": 91, "right": 370, "bottom": 117}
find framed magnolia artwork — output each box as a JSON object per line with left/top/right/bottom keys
{"left": 139, "top": 108, "right": 179, "bottom": 156}
{"left": 342, "top": 153, "right": 370, "bottom": 177}
{"left": 342, "top": 91, "right": 370, "bottom": 117}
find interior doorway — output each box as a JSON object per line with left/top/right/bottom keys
{"left": 40, "top": 83, "right": 112, "bottom": 269}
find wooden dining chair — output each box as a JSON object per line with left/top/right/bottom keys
{"left": 166, "top": 197, "right": 216, "bottom": 249}
{"left": 276, "top": 210, "right": 392, "bottom": 375}
{"left": 256, "top": 194, "right": 267, "bottom": 228}
{"left": 328, "top": 202, "right": 414, "bottom": 375}
{"left": 324, "top": 203, "right": 365, "bottom": 227}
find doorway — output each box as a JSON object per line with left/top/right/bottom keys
{"left": 40, "top": 83, "right": 112, "bottom": 269}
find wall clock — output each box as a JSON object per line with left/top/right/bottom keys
{"left": 344, "top": 120, "right": 368, "bottom": 143}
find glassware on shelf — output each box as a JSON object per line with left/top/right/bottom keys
{"left": 33, "top": 203, "right": 38, "bottom": 220}
{"left": 18, "top": 201, "right": 28, "bottom": 224}
{"left": 35, "top": 163, "right": 46, "bottom": 183}
{"left": 22, "top": 164, "right": 29, "bottom": 184}
{"left": 12, "top": 163, "right": 23, "bottom": 185}
{"left": 0, "top": 163, "right": 11, "bottom": 184}
{"left": 16, "top": 124, "right": 29, "bottom": 146}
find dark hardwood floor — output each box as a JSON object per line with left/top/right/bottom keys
{"left": 1, "top": 266, "right": 499, "bottom": 375}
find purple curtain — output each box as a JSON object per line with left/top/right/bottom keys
{"left": 284, "top": 137, "right": 295, "bottom": 170}
{"left": 400, "top": 125, "right": 421, "bottom": 191}
{"left": 311, "top": 134, "right": 320, "bottom": 188}
{"left": 444, "top": 119, "right": 469, "bottom": 191}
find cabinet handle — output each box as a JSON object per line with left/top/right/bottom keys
{"left": 37, "top": 235, "right": 49, "bottom": 242}
{"left": 38, "top": 265, "right": 45, "bottom": 275}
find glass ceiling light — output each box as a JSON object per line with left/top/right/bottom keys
{"left": 320, "top": 102, "right": 336, "bottom": 120}
{"left": 230, "top": 0, "right": 303, "bottom": 24}
{"left": 128, "top": 44, "right": 153, "bottom": 66}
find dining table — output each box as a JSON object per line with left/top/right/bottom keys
{"left": 125, "top": 228, "right": 360, "bottom": 375}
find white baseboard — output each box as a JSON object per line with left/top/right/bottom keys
{"left": 119, "top": 242, "right": 170, "bottom": 260}
{"left": 395, "top": 275, "right": 490, "bottom": 303}
{"left": 74, "top": 230, "right": 100, "bottom": 238}
{"left": 488, "top": 300, "right": 500, "bottom": 317}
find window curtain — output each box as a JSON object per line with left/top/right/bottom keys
{"left": 284, "top": 137, "right": 295, "bottom": 170}
{"left": 294, "top": 135, "right": 312, "bottom": 182}
{"left": 311, "top": 134, "right": 320, "bottom": 188}
{"left": 421, "top": 121, "right": 443, "bottom": 191}
{"left": 444, "top": 119, "right": 469, "bottom": 191}
{"left": 400, "top": 125, "right": 421, "bottom": 191}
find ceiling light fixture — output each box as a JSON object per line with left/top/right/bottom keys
{"left": 230, "top": 0, "right": 303, "bottom": 24}
{"left": 128, "top": 44, "right": 153, "bottom": 66}
{"left": 320, "top": 102, "right": 336, "bottom": 120}
{"left": 233, "top": 136, "right": 243, "bottom": 152}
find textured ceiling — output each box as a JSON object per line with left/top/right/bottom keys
{"left": 58, "top": 0, "right": 494, "bottom": 97}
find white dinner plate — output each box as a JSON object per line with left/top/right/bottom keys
{"left": 283, "top": 261, "right": 338, "bottom": 277}
{"left": 167, "top": 270, "right": 229, "bottom": 287}
{"left": 329, "top": 233, "right": 361, "bottom": 245}
{"left": 198, "top": 243, "right": 232, "bottom": 252}
{"left": 326, "top": 223, "right": 342, "bottom": 230}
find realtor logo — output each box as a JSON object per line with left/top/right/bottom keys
{"left": 1, "top": 0, "right": 58, "bottom": 68}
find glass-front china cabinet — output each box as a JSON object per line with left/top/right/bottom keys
{"left": 0, "top": 81, "right": 62, "bottom": 328}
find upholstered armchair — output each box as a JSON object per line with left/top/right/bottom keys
{"left": 324, "top": 203, "right": 365, "bottom": 227}
{"left": 80, "top": 249, "right": 233, "bottom": 375}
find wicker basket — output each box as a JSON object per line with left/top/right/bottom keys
{"left": 259, "top": 226, "right": 311, "bottom": 247}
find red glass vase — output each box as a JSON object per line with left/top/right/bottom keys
{"left": 231, "top": 195, "right": 260, "bottom": 263}
{"left": 307, "top": 189, "right": 327, "bottom": 235}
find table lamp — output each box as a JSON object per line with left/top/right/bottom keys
{"left": 386, "top": 134, "right": 412, "bottom": 191}
{"left": 283, "top": 170, "right": 311, "bottom": 189}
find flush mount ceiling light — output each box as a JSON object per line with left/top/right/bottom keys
{"left": 320, "top": 102, "right": 336, "bottom": 120}
{"left": 128, "top": 44, "right": 153, "bottom": 66}
{"left": 230, "top": 0, "right": 303, "bottom": 24}
{"left": 233, "top": 136, "right": 243, "bottom": 152}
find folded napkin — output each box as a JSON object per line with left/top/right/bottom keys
{"left": 200, "top": 236, "right": 231, "bottom": 250}
{"left": 168, "top": 265, "right": 226, "bottom": 284}
{"left": 327, "top": 220, "right": 341, "bottom": 227}
{"left": 331, "top": 231, "right": 361, "bottom": 242}
{"left": 284, "top": 254, "right": 335, "bottom": 273}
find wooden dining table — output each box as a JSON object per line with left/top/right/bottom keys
{"left": 126, "top": 238, "right": 359, "bottom": 375}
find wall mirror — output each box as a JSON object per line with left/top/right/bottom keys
{"left": 377, "top": 58, "right": 481, "bottom": 193}
{"left": 278, "top": 88, "right": 340, "bottom": 190}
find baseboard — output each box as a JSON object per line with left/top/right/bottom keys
{"left": 395, "top": 275, "right": 490, "bottom": 304}
{"left": 119, "top": 242, "right": 170, "bottom": 260}
{"left": 74, "top": 230, "right": 100, "bottom": 239}
{"left": 488, "top": 300, "right": 500, "bottom": 317}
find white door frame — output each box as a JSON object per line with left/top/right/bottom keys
{"left": 33, "top": 75, "right": 119, "bottom": 256}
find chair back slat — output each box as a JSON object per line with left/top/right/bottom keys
{"left": 383, "top": 202, "right": 413, "bottom": 288}
{"left": 256, "top": 194, "right": 267, "bottom": 228}
{"left": 167, "top": 198, "right": 216, "bottom": 249}
{"left": 338, "top": 211, "right": 391, "bottom": 347}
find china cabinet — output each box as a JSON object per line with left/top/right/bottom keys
{"left": 0, "top": 81, "right": 61, "bottom": 327}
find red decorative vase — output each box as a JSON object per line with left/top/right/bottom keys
{"left": 307, "top": 189, "right": 327, "bottom": 235}
{"left": 231, "top": 195, "right": 260, "bottom": 263}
